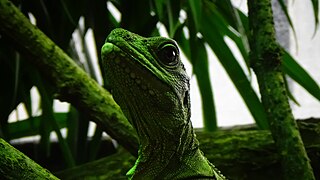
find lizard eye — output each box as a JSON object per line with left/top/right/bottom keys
{"left": 157, "top": 43, "right": 179, "bottom": 67}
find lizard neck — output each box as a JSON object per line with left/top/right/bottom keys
{"left": 127, "top": 116, "right": 215, "bottom": 179}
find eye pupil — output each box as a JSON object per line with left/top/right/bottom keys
{"left": 158, "top": 43, "right": 179, "bottom": 66}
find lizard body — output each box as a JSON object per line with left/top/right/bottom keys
{"left": 101, "top": 28, "right": 225, "bottom": 180}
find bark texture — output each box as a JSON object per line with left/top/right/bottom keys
{"left": 1, "top": 119, "right": 319, "bottom": 179}
{"left": 56, "top": 119, "right": 320, "bottom": 180}
{"left": 0, "top": 0, "right": 138, "bottom": 155}
{"left": 0, "top": 138, "right": 58, "bottom": 179}
{"left": 248, "top": 1, "right": 315, "bottom": 179}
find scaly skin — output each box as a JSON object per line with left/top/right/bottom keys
{"left": 101, "top": 28, "right": 225, "bottom": 180}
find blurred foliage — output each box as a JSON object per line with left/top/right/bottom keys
{"left": 0, "top": 0, "right": 319, "bottom": 173}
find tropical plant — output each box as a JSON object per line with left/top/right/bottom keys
{"left": 0, "top": 0, "right": 319, "bottom": 176}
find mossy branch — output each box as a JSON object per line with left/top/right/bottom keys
{"left": 56, "top": 119, "right": 320, "bottom": 179}
{"left": 0, "top": 138, "right": 58, "bottom": 179}
{"left": 248, "top": 1, "right": 315, "bottom": 179}
{"left": 0, "top": 0, "right": 138, "bottom": 155}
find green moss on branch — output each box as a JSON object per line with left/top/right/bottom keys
{"left": 0, "top": 0, "right": 138, "bottom": 155}
{"left": 56, "top": 119, "right": 320, "bottom": 179}
{"left": 0, "top": 138, "right": 58, "bottom": 179}
{"left": 248, "top": 1, "right": 315, "bottom": 179}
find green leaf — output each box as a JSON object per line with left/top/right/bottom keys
{"left": 152, "top": 0, "right": 165, "bottom": 21}
{"left": 309, "top": 0, "right": 319, "bottom": 34}
{"left": 191, "top": 37, "right": 217, "bottom": 131}
{"left": 277, "top": 0, "right": 298, "bottom": 43}
{"left": 75, "top": 113, "right": 90, "bottom": 164}
{"left": 284, "top": 76, "right": 300, "bottom": 106}
{"left": 200, "top": 10, "right": 269, "bottom": 129}
{"left": 214, "top": 0, "right": 241, "bottom": 29}
{"left": 282, "top": 51, "right": 320, "bottom": 101}
{"left": 88, "top": 126, "right": 103, "bottom": 161}
{"left": 119, "top": 0, "right": 157, "bottom": 36}
{"left": 0, "top": 40, "right": 33, "bottom": 132}
{"left": 34, "top": 70, "right": 75, "bottom": 167}
{"left": 85, "top": 0, "right": 117, "bottom": 54}
{"left": 224, "top": 7, "right": 250, "bottom": 68}
{"left": 5, "top": 113, "right": 68, "bottom": 140}
{"left": 21, "top": 0, "right": 83, "bottom": 50}
{"left": 66, "top": 106, "right": 79, "bottom": 158}
{"left": 187, "top": 0, "right": 201, "bottom": 31}
{"left": 174, "top": 23, "right": 191, "bottom": 59}
{"left": 202, "top": 1, "right": 251, "bottom": 72}
{"left": 178, "top": 4, "right": 217, "bottom": 131}
{"left": 165, "top": 0, "right": 181, "bottom": 37}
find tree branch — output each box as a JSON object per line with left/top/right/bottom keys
{"left": 56, "top": 119, "right": 320, "bottom": 179}
{"left": 0, "top": 0, "right": 138, "bottom": 155}
{"left": 248, "top": 1, "right": 315, "bottom": 179}
{"left": 0, "top": 138, "right": 58, "bottom": 179}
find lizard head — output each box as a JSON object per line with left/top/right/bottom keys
{"left": 101, "top": 28, "right": 191, "bottom": 145}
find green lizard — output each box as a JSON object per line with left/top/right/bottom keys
{"left": 101, "top": 28, "right": 225, "bottom": 180}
